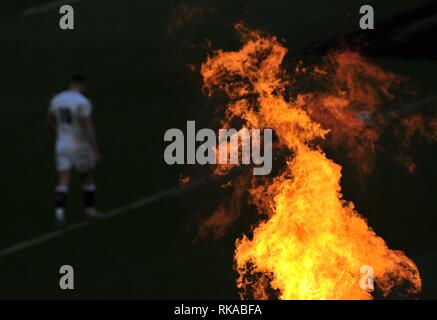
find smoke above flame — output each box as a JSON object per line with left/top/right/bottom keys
{"left": 200, "top": 24, "right": 423, "bottom": 299}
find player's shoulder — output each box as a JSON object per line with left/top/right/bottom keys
{"left": 75, "top": 92, "right": 92, "bottom": 106}
{"left": 50, "top": 91, "right": 92, "bottom": 110}
{"left": 50, "top": 91, "right": 67, "bottom": 106}
{"left": 51, "top": 91, "right": 65, "bottom": 101}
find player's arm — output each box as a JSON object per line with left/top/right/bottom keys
{"left": 80, "top": 116, "right": 100, "bottom": 160}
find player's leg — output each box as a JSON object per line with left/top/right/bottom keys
{"left": 81, "top": 169, "right": 98, "bottom": 218}
{"left": 75, "top": 142, "right": 98, "bottom": 218}
{"left": 54, "top": 146, "right": 73, "bottom": 227}
{"left": 55, "top": 170, "right": 70, "bottom": 226}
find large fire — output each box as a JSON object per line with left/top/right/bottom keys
{"left": 200, "top": 24, "right": 422, "bottom": 300}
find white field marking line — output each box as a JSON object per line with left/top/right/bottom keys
{"left": 0, "top": 187, "right": 179, "bottom": 259}
{"left": 23, "top": 0, "right": 82, "bottom": 16}
{"left": 1, "top": 95, "right": 435, "bottom": 259}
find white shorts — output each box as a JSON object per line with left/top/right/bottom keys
{"left": 55, "top": 142, "right": 96, "bottom": 173}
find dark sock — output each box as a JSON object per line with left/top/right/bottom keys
{"left": 83, "top": 185, "right": 96, "bottom": 209}
{"left": 55, "top": 186, "right": 68, "bottom": 210}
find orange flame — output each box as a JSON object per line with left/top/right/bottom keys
{"left": 179, "top": 175, "right": 191, "bottom": 186}
{"left": 201, "top": 24, "right": 421, "bottom": 299}
{"left": 301, "top": 50, "right": 403, "bottom": 175}
{"left": 393, "top": 114, "right": 437, "bottom": 173}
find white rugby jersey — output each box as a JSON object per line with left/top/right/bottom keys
{"left": 49, "top": 91, "right": 92, "bottom": 144}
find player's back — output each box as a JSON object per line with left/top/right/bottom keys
{"left": 50, "top": 91, "right": 92, "bottom": 146}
